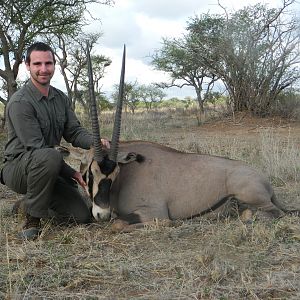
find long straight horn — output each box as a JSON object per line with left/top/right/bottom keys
{"left": 86, "top": 42, "right": 104, "bottom": 162}
{"left": 110, "top": 45, "right": 126, "bottom": 162}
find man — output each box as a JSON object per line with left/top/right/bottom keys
{"left": 0, "top": 42, "right": 108, "bottom": 240}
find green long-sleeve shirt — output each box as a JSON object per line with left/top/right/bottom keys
{"left": 4, "top": 80, "right": 93, "bottom": 177}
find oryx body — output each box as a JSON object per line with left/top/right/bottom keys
{"left": 104, "top": 141, "right": 283, "bottom": 225}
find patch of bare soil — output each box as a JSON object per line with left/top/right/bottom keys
{"left": 197, "top": 113, "right": 300, "bottom": 139}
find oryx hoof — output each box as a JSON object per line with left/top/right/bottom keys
{"left": 111, "top": 219, "right": 129, "bottom": 233}
{"left": 240, "top": 209, "right": 253, "bottom": 224}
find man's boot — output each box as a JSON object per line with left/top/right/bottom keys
{"left": 18, "top": 214, "right": 41, "bottom": 240}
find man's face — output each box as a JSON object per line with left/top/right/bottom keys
{"left": 26, "top": 50, "right": 55, "bottom": 86}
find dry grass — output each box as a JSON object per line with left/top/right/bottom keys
{"left": 0, "top": 111, "right": 300, "bottom": 299}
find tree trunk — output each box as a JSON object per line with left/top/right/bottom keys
{"left": 195, "top": 90, "right": 204, "bottom": 126}
{"left": 2, "top": 70, "right": 19, "bottom": 127}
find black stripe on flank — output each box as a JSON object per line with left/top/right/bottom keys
{"left": 186, "top": 194, "right": 234, "bottom": 220}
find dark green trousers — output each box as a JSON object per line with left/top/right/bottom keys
{"left": 1, "top": 148, "right": 92, "bottom": 223}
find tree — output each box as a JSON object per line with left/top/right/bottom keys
{"left": 0, "top": 0, "right": 113, "bottom": 109}
{"left": 187, "top": 0, "right": 300, "bottom": 115}
{"left": 48, "top": 33, "right": 111, "bottom": 114}
{"left": 152, "top": 0, "right": 300, "bottom": 117}
{"left": 111, "top": 81, "right": 140, "bottom": 114}
{"left": 97, "top": 93, "right": 113, "bottom": 111}
{"left": 152, "top": 35, "right": 219, "bottom": 124}
{"left": 137, "top": 84, "right": 166, "bottom": 111}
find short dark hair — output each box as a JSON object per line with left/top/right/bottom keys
{"left": 25, "top": 42, "right": 56, "bottom": 65}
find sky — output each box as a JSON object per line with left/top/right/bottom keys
{"left": 18, "top": 0, "right": 296, "bottom": 99}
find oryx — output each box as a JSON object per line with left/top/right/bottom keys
{"left": 63, "top": 44, "right": 299, "bottom": 232}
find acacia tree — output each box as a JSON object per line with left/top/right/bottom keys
{"left": 152, "top": 36, "right": 219, "bottom": 124}
{"left": 138, "top": 84, "right": 166, "bottom": 111}
{"left": 112, "top": 81, "right": 140, "bottom": 114}
{"left": 153, "top": 0, "right": 300, "bottom": 117}
{"left": 0, "top": 0, "right": 113, "bottom": 110}
{"left": 187, "top": 0, "right": 300, "bottom": 115}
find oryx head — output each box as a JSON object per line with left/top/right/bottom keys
{"left": 86, "top": 42, "right": 126, "bottom": 221}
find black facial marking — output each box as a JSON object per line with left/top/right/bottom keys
{"left": 89, "top": 156, "right": 118, "bottom": 208}
{"left": 99, "top": 157, "right": 117, "bottom": 175}
{"left": 88, "top": 171, "right": 93, "bottom": 197}
{"left": 94, "top": 178, "right": 112, "bottom": 208}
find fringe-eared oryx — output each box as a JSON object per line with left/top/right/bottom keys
{"left": 59, "top": 44, "right": 299, "bottom": 232}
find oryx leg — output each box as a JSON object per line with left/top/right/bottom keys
{"left": 112, "top": 202, "right": 171, "bottom": 232}
{"left": 235, "top": 185, "right": 285, "bottom": 219}
{"left": 111, "top": 218, "right": 172, "bottom": 233}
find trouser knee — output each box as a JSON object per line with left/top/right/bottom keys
{"left": 31, "top": 148, "right": 63, "bottom": 177}
{"left": 1, "top": 148, "right": 63, "bottom": 195}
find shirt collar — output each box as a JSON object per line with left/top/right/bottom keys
{"left": 27, "top": 79, "right": 55, "bottom": 101}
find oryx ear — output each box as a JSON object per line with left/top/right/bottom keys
{"left": 117, "top": 152, "right": 145, "bottom": 164}
{"left": 56, "top": 145, "right": 89, "bottom": 161}
{"left": 80, "top": 148, "right": 95, "bottom": 175}
{"left": 54, "top": 145, "right": 70, "bottom": 158}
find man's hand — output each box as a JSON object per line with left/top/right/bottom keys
{"left": 101, "top": 138, "right": 110, "bottom": 149}
{"left": 72, "top": 171, "right": 86, "bottom": 189}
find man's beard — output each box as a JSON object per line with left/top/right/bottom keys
{"left": 32, "top": 72, "right": 53, "bottom": 85}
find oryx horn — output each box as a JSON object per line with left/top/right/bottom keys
{"left": 86, "top": 42, "right": 104, "bottom": 162}
{"left": 110, "top": 44, "right": 126, "bottom": 162}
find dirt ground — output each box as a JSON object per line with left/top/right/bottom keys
{"left": 174, "top": 113, "right": 300, "bottom": 141}
{"left": 200, "top": 114, "right": 300, "bottom": 139}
